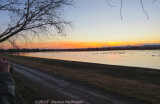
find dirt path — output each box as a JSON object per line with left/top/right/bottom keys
{"left": 12, "top": 63, "right": 149, "bottom": 104}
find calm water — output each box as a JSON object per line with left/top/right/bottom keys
{"left": 21, "top": 50, "right": 160, "bottom": 70}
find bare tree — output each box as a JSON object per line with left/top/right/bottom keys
{"left": 107, "top": 0, "right": 157, "bottom": 20}
{"left": 0, "top": 0, "right": 74, "bottom": 44}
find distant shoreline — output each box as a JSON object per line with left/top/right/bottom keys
{"left": 1, "top": 45, "right": 160, "bottom": 52}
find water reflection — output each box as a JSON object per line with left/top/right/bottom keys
{"left": 21, "top": 50, "right": 160, "bottom": 70}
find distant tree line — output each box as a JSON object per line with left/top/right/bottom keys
{"left": 1, "top": 45, "right": 160, "bottom": 52}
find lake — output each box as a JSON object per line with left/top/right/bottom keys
{"left": 21, "top": 50, "right": 160, "bottom": 70}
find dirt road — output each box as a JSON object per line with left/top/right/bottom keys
{"left": 12, "top": 63, "right": 149, "bottom": 104}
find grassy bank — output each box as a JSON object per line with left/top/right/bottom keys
{"left": 1, "top": 53, "right": 160, "bottom": 104}
{"left": 13, "top": 73, "right": 53, "bottom": 104}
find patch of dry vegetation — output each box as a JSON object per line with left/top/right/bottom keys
{"left": 13, "top": 73, "right": 53, "bottom": 104}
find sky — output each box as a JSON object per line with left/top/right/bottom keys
{"left": 1, "top": 0, "right": 160, "bottom": 49}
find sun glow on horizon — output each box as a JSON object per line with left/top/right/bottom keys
{"left": 4, "top": 41, "right": 160, "bottom": 49}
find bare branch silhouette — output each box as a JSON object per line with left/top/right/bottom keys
{"left": 0, "top": 0, "right": 74, "bottom": 44}
{"left": 106, "top": 0, "right": 116, "bottom": 7}
{"left": 120, "top": 0, "right": 123, "bottom": 20}
{"left": 152, "top": 0, "right": 157, "bottom": 3}
{"left": 106, "top": 0, "right": 151, "bottom": 20}
{"left": 140, "top": 0, "right": 149, "bottom": 19}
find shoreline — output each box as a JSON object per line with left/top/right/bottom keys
{"left": 2, "top": 47, "right": 160, "bottom": 52}
{"left": 1, "top": 53, "right": 160, "bottom": 104}
{"left": 14, "top": 53, "right": 160, "bottom": 73}
{"left": 10, "top": 49, "right": 160, "bottom": 70}
{"left": 12, "top": 52, "right": 160, "bottom": 71}
{"left": 31, "top": 55, "right": 160, "bottom": 71}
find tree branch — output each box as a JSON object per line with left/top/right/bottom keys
{"left": 106, "top": 0, "right": 116, "bottom": 7}
{"left": 0, "top": 0, "right": 73, "bottom": 43}
{"left": 140, "top": 0, "right": 149, "bottom": 19}
{"left": 120, "top": 0, "right": 123, "bottom": 20}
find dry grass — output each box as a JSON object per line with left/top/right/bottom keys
{"left": 12, "top": 73, "right": 54, "bottom": 104}
{"left": 2, "top": 53, "right": 160, "bottom": 104}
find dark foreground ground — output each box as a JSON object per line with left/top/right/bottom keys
{"left": 1, "top": 53, "right": 160, "bottom": 104}
{"left": 12, "top": 63, "right": 149, "bottom": 104}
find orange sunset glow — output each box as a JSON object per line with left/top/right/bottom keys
{"left": 11, "top": 41, "right": 160, "bottom": 49}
